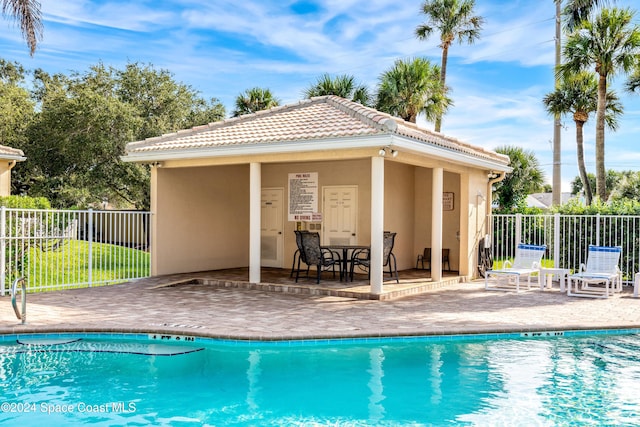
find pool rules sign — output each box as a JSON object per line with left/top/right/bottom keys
{"left": 288, "top": 172, "right": 321, "bottom": 221}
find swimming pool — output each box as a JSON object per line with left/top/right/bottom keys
{"left": 1, "top": 331, "right": 639, "bottom": 426}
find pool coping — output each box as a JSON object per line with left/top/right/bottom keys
{"left": 1, "top": 325, "right": 640, "bottom": 345}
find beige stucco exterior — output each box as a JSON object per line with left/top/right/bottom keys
{"left": 0, "top": 146, "right": 26, "bottom": 196}
{"left": 126, "top": 96, "right": 510, "bottom": 292}
{"left": 149, "top": 149, "right": 493, "bottom": 281}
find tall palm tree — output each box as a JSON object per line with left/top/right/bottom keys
{"left": 415, "top": 0, "right": 483, "bottom": 132}
{"left": 563, "top": 0, "right": 614, "bottom": 30}
{"left": 543, "top": 71, "right": 622, "bottom": 205}
{"left": 232, "top": 87, "right": 280, "bottom": 117}
{"left": 2, "top": 0, "right": 43, "bottom": 56}
{"left": 375, "top": 57, "right": 452, "bottom": 124}
{"left": 558, "top": 7, "right": 640, "bottom": 201}
{"left": 303, "top": 73, "right": 371, "bottom": 106}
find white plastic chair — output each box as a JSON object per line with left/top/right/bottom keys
{"left": 485, "top": 243, "right": 546, "bottom": 293}
{"left": 567, "top": 245, "right": 622, "bottom": 299}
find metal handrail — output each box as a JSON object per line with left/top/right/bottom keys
{"left": 11, "top": 276, "right": 26, "bottom": 324}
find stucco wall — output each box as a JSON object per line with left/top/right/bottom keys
{"left": 384, "top": 161, "right": 415, "bottom": 271}
{"left": 0, "top": 163, "right": 13, "bottom": 196}
{"left": 154, "top": 165, "right": 249, "bottom": 275}
{"left": 263, "top": 159, "right": 371, "bottom": 270}
{"left": 152, "top": 158, "right": 492, "bottom": 279}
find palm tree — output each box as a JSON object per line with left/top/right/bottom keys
{"left": 375, "top": 57, "right": 451, "bottom": 124}
{"left": 563, "top": 0, "right": 614, "bottom": 30}
{"left": 543, "top": 71, "right": 622, "bottom": 205}
{"left": 557, "top": 7, "right": 640, "bottom": 201}
{"left": 415, "top": 0, "right": 483, "bottom": 132}
{"left": 303, "top": 74, "right": 371, "bottom": 106}
{"left": 1, "top": 0, "right": 43, "bottom": 56}
{"left": 232, "top": 87, "right": 280, "bottom": 117}
{"left": 493, "top": 146, "right": 545, "bottom": 212}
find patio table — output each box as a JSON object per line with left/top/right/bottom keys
{"left": 323, "top": 244, "right": 369, "bottom": 281}
{"left": 539, "top": 267, "right": 570, "bottom": 293}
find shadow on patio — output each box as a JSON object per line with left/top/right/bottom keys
{"left": 155, "top": 267, "right": 464, "bottom": 301}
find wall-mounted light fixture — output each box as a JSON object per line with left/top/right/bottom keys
{"left": 150, "top": 161, "right": 164, "bottom": 168}
{"left": 379, "top": 147, "right": 398, "bottom": 158}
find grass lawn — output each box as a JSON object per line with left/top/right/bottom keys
{"left": 491, "top": 258, "right": 556, "bottom": 270}
{"left": 15, "top": 239, "right": 150, "bottom": 292}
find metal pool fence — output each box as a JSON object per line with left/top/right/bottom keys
{"left": 0, "top": 208, "right": 151, "bottom": 294}
{"left": 490, "top": 213, "right": 640, "bottom": 283}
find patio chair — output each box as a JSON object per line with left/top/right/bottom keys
{"left": 567, "top": 245, "right": 622, "bottom": 299}
{"left": 350, "top": 231, "right": 399, "bottom": 283}
{"left": 290, "top": 230, "right": 310, "bottom": 278}
{"left": 484, "top": 243, "right": 546, "bottom": 292}
{"left": 415, "top": 248, "right": 450, "bottom": 271}
{"left": 295, "top": 231, "right": 342, "bottom": 284}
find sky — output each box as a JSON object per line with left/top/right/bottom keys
{"left": 1, "top": 0, "right": 640, "bottom": 192}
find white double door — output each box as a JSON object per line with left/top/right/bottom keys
{"left": 260, "top": 186, "right": 358, "bottom": 267}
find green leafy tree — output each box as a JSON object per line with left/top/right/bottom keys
{"left": 542, "top": 71, "right": 622, "bottom": 205}
{"left": 233, "top": 87, "right": 280, "bottom": 117}
{"left": 0, "top": 59, "right": 34, "bottom": 157}
{"left": 17, "top": 62, "right": 226, "bottom": 209}
{"left": 1, "top": 0, "right": 42, "bottom": 55}
{"left": 557, "top": 7, "right": 640, "bottom": 201}
{"left": 376, "top": 57, "right": 451, "bottom": 123}
{"left": 493, "top": 146, "right": 545, "bottom": 212}
{"left": 115, "top": 62, "right": 226, "bottom": 139}
{"left": 608, "top": 171, "right": 640, "bottom": 201}
{"left": 415, "top": 0, "right": 483, "bottom": 132}
{"left": 303, "top": 73, "right": 371, "bottom": 106}
{"left": 570, "top": 170, "right": 622, "bottom": 199}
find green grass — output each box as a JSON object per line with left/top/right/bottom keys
{"left": 492, "top": 258, "right": 556, "bottom": 270}
{"left": 15, "top": 239, "right": 150, "bottom": 292}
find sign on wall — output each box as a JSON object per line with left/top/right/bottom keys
{"left": 443, "top": 192, "right": 454, "bottom": 211}
{"left": 288, "top": 172, "right": 321, "bottom": 221}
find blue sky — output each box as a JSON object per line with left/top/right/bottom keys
{"left": 1, "top": 0, "right": 640, "bottom": 191}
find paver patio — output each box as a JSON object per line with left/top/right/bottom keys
{"left": 1, "top": 269, "right": 639, "bottom": 340}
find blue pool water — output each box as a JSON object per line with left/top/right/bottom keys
{"left": 1, "top": 332, "right": 640, "bottom": 426}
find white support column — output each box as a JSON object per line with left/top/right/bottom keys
{"left": 431, "top": 168, "right": 443, "bottom": 281}
{"left": 249, "top": 162, "right": 261, "bottom": 283}
{"left": 370, "top": 156, "right": 384, "bottom": 294}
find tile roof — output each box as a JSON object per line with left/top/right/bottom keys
{"left": 124, "top": 95, "right": 508, "bottom": 165}
{"left": 0, "top": 144, "right": 25, "bottom": 159}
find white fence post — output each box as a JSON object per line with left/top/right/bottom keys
{"left": 595, "top": 213, "right": 600, "bottom": 246}
{"left": 554, "top": 213, "right": 560, "bottom": 268}
{"left": 88, "top": 208, "right": 93, "bottom": 287}
{"left": 0, "top": 206, "right": 5, "bottom": 296}
{"left": 515, "top": 213, "right": 522, "bottom": 245}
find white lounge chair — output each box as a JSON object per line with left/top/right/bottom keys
{"left": 567, "top": 245, "right": 622, "bottom": 299}
{"left": 484, "top": 243, "right": 546, "bottom": 292}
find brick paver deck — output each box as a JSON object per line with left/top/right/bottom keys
{"left": 1, "top": 269, "right": 639, "bottom": 340}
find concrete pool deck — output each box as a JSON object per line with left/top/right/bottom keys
{"left": 1, "top": 270, "right": 639, "bottom": 340}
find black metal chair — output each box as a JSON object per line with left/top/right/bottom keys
{"left": 295, "top": 232, "right": 342, "bottom": 284}
{"left": 350, "top": 232, "right": 399, "bottom": 283}
{"left": 290, "top": 230, "right": 310, "bottom": 278}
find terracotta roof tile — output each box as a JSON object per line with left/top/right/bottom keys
{"left": 0, "top": 144, "right": 25, "bottom": 158}
{"left": 125, "top": 96, "right": 508, "bottom": 165}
